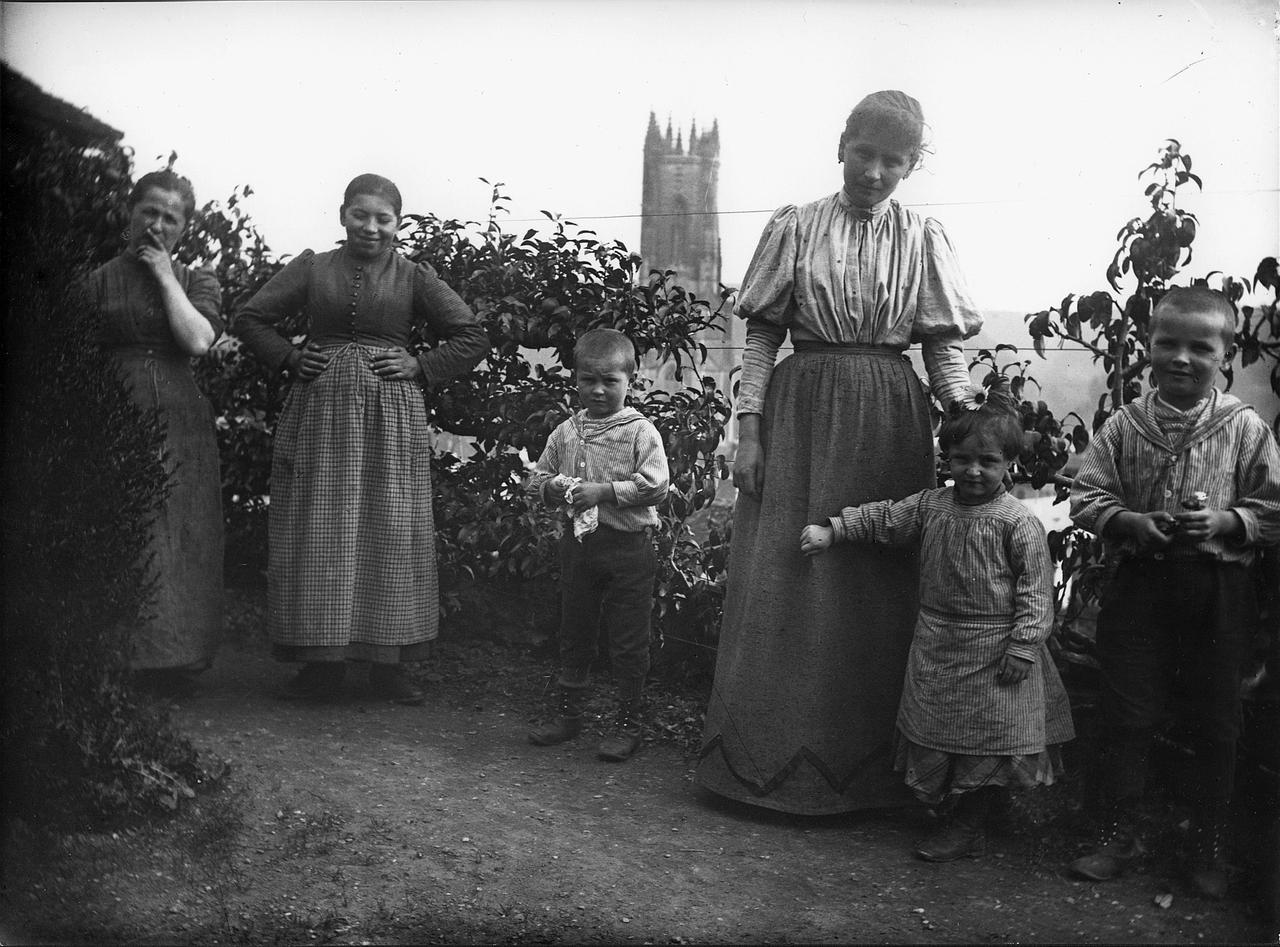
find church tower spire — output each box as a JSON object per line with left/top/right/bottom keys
{"left": 639, "top": 113, "right": 737, "bottom": 393}
{"left": 644, "top": 111, "right": 664, "bottom": 155}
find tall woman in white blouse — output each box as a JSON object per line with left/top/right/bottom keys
{"left": 697, "top": 91, "right": 984, "bottom": 815}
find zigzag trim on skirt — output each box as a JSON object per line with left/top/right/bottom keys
{"left": 698, "top": 734, "right": 893, "bottom": 798}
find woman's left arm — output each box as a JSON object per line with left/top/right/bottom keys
{"left": 138, "top": 241, "right": 220, "bottom": 355}
{"left": 915, "top": 218, "right": 983, "bottom": 410}
{"left": 412, "top": 263, "right": 489, "bottom": 384}
{"left": 921, "top": 333, "right": 969, "bottom": 409}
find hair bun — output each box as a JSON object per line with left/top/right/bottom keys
{"left": 857, "top": 90, "right": 924, "bottom": 123}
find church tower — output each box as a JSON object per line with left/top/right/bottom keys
{"left": 639, "top": 113, "right": 739, "bottom": 389}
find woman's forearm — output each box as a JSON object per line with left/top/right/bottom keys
{"left": 156, "top": 272, "right": 216, "bottom": 355}
{"left": 921, "top": 331, "right": 970, "bottom": 409}
{"left": 736, "top": 320, "right": 785, "bottom": 416}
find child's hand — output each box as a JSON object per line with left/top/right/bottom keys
{"left": 996, "top": 653, "right": 1033, "bottom": 685}
{"left": 567, "top": 481, "right": 611, "bottom": 513}
{"left": 548, "top": 475, "right": 575, "bottom": 505}
{"left": 1172, "top": 508, "right": 1239, "bottom": 543}
{"left": 1113, "top": 511, "right": 1175, "bottom": 551}
{"left": 800, "top": 524, "right": 834, "bottom": 556}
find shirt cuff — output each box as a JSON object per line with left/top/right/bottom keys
{"left": 1004, "top": 642, "right": 1040, "bottom": 663}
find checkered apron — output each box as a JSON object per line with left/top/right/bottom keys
{"left": 267, "top": 343, "right": 437, "bottom": 649}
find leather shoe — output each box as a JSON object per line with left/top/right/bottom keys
{"left": 278, "top": 662, "right": 345, "bottom": 701}
{"left": 916, "top": 820, "right": 986, "bottom": 862}
{"left": 1069, "top": 836, "right": 1144, "bottom": 881}
{"left": 368, "top": 665, "right": 425, "bottom": 706}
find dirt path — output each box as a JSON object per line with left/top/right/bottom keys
{"left": 2, "top": 597, "right": 1274, "bottom": 945}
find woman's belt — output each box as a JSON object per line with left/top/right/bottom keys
{"left": 792, "top": 340, "right": 905, "bottom": 357}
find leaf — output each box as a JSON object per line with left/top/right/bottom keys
{"left": 1253, "top": 256, "right": 1279, "bottom": 293}
{"left": 1071, "top": 424, "right": 1089, "bottom": 452}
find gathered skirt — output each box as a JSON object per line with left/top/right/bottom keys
{"left": 697, "top": 347, "right": 934, "bottom": 814}
{"left": 893, "top": 733, "right": 1065, "bottom": 806}
{"left": 268, "top": 343, "right": 436, "bottom": 663}
{"left": 112, "top": 347, "right": 224, "bottom": 671}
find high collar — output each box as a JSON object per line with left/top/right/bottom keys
{"left": 953, "top": 483, "right": 1009, "bottom": 508}
{"left": 338, "top": 244, "right": 394, "bottom": 267}
{"left": 574, "top": 405, "right": 645, "bottom": 434}
{"left": 837, "top": 188, "right": 893, "bottom": 222}
{"left": 1153, "top": 391, "right": 1212, "bottom": 417}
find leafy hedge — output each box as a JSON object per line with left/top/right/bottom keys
{"left": 0, "top": 226, "right": 208, "bottom": 823}
{"left": 197, "top": 182, "right": 736, "bottom": 643}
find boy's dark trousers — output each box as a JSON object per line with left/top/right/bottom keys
{"left": 555, "top": 525, "right": 656, "bottom": 700}
{"left": 1094, "top": 558, "right": 1257, "bottom": 829}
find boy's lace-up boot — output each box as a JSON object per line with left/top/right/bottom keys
{"left": 1069, "top": 803, "right": 1145, "bottom": 881}
{"left": 915, "top": 788, "right": 991, "bottom": 862}
{"left": 1185, "top": 806, "right": 1230, "bottom": 900}
{"left": 528, "top": 686, "right": 586, "bottom": 746}
{"left": 597, "top": 697, "right": 643, "bottom": 762}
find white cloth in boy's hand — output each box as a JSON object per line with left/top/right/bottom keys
{"left": 550, "top": 474, "right": 599, "bottom": 541}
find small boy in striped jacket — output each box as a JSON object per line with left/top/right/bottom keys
{"left": 526, "top": 328, "right": 669, "bottom": 762}
{"left": 1069, "top": 286, "right": 1280, "bottom": 899}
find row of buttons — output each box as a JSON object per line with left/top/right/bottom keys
{"left": 348, "top": 264, "right": 362, "bottom": 341}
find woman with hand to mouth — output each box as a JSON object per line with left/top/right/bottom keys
{"left": 235, "top": 173, "right": 488, "bottom": 705}
{"left": 85, "top": 169, "right": 225, "bottom": 694}
{"left": 698, "top": 91, "right": 985, "bottom": 815}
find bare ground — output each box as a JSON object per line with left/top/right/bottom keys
{"left": 1, "top": 587, "right": 1276, "bottom": 945}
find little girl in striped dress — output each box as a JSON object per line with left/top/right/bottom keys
{"left": 800, "top": 392, "right": 1074, "bottom": 861}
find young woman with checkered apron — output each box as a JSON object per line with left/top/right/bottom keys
{"left": 236, "top": 174, "right": 488, "bottom": 704}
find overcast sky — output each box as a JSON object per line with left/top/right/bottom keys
{"left": 4, "top": 0, "right": 1277, "bottom": 315}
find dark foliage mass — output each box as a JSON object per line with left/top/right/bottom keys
{"left": 1, "top": 136, "right": 234, "bottom": 824}
{"left": 1, "top": 226, "right": 206, "bottom": 823}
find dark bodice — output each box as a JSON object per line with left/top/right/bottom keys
{"left": 234, "top": 247, "right": 488, "bottom": 385}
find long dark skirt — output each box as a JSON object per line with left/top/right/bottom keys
{"left": 697, "top": 346, "right": 934, "bottom": 814}
{"left": 113, "top": 347, "right": 224, "bottom": 671}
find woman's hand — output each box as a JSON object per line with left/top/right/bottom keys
{"left": 371, "top": 347, "right": 422, "bottom": 382}
{"left": 134, "top": 229, "right": 217, "bottom": 356}
{"left": 733, "top": 416, "right": 765, "bottom": 499}
{"left": 290, "top": 342, "right": 331, "bottom": 381}
{"left": 996, "top": 653, "right": 1033, "bottom": 685}
{"left": 135, "top": 230, "right": 176, "bottom": 283}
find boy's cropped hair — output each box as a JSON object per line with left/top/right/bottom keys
{"left": 1153, "top": 286, "right": 1236, "bottom": 348}
{"left": 938, "top": 401, "right": 1024, "bottom": 460}
{"left": 573, "top": 327, "right": 638, "bottom": 374}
